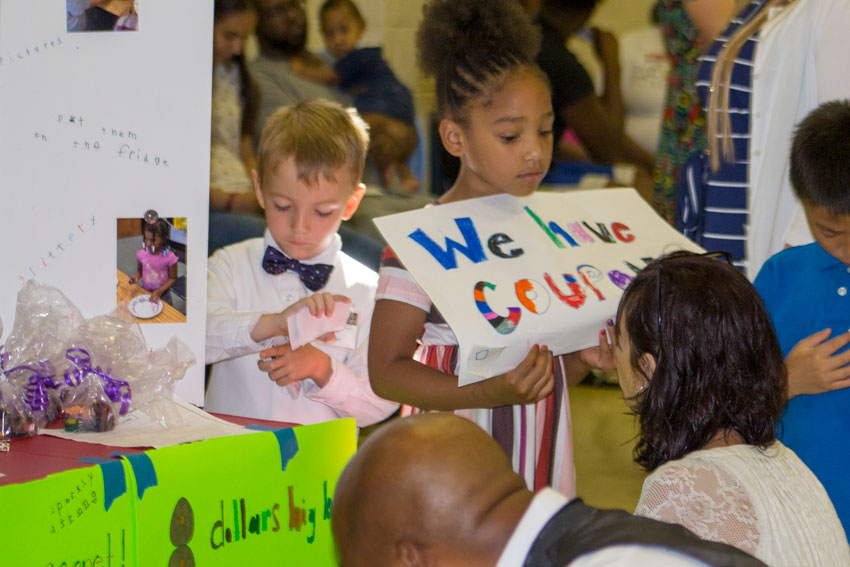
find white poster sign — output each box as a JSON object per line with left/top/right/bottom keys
{"left": 0, "top": 1, "right": 212, "bottom": 403}
{"left": 374, "top": 189, "right": 703, "bottom": 385}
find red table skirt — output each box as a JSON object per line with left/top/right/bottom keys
{"left": 0, "top": 413, "right": 295, "bottom": 486}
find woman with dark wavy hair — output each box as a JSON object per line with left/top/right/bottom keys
{"left": 613, "top": 251, "right": 849, "bottom": 565}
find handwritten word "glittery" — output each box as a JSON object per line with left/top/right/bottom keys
{"left": 18, "top": 216, "right": 97, "bottom": 284}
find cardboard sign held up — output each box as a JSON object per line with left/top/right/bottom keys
{"left": 374, "top": 189, "right": 704, "bottom": 385}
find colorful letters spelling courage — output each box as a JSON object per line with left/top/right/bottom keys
{"left": 408, "top": 205, "right": 648, "bottom": 335}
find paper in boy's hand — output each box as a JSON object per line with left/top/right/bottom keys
{"left": 287, "top": 301, "right": 353, "bottom": 350}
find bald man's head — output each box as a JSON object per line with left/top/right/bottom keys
{"left": 332, "top": 414, "right": 532, "bottom": 567}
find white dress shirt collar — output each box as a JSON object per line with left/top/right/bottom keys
{"left": 497, "top": 488, "right": 569, "bottom": 567}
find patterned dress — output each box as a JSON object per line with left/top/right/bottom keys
{"left": 679, "top": 0, "right": 768, "bottom": 271}
{"left": 652, "top": 0, "right": 708, "bottom": 223}
{"left": 377, "top": 248, "right": 576, "bottom": 494}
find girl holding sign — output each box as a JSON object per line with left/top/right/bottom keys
{"left": 368, "top": 0, "right": 612, "bottom": 494}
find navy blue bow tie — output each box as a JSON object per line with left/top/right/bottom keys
{"left": 261, "top": 246, "right": 333, "bottom": 291}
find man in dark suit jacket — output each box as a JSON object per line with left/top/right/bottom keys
{"left": 332, "top": 413, "right": 767, "bottom": 567}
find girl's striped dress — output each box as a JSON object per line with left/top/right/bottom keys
{"left": 678, "top": 0, "right": 769, "bottom": 273}
{"left": 377, "top": 247, "right": 575, "bottom": 495}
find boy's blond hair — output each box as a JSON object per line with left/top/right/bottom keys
{"left": 257, "top": 99, "right": 370, "bottom": 188}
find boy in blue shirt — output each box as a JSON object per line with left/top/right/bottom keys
{"left": 754, "top": 99, "right": 850, "bottom": 534}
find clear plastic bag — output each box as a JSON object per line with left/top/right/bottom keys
{"left": 61, "top": 371, "right": 118, "bottom": 432}
{"left": 69, "top": 305, "right": 195, "bottom": 428}
{"left": 1, "top": 280, "right": 196, "bottom": 431}
{"left": 3, "top": 280, "right": 82, "bottom": 371}
{"left": 0, "top": 373, "right": 42, "bottom": 440}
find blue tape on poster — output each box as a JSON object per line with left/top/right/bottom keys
{"left": 115, "top": 452, "right": 158, "bottom": 499}
{"left": 97, "top": 460, "right": 127, "bottom": 511}
{"left": 246, "top": 424, "right": 285, "bottom": 432}
{"left": 272, "top": 427, "right": 299, "bottom": 472}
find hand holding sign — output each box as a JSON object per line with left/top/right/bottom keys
{"left": 577, "top": 319, "right": 618, "bottom": 372}
{"left": 486, "top": 344, "right": 554, "bottom": 405}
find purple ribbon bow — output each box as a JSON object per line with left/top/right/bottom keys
{"left": 0, "top": 352, "right": 52, "bottom": 412}
{"left": 64, "top": 348, "right": 132, "bottom": 415}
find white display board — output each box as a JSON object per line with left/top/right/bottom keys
{"left": 375, "top": 189, "right": 704, "bottom": 385}
{"left": 0, "top": 1, "right": 212, "bottom": 403}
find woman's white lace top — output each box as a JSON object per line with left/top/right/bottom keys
{"left": 636, "top": 442, "right": 850, "bottom": 566}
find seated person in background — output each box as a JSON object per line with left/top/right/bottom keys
{"left": 289, "top": 0, "right": 419, "bottom": 194}
{"left": 754, "top": 99, "right": 850, "bottom": 536}
{"left": 533, "top": 0, "right": 655, "bottom": 200}
{"left": 610, "top": 252, "right": 849, "bottom": 565}
{"left": 209, "top": 0, "right": 266, "bottom": 255}
{"left": 251, "top": 0, "right": 346, "bottom": 140}
{"left": 205, "top": 99, "right": 398, "bottom": 427}
{"left": 128, "top": 218, "right": 178, "bottom": 306}
{"left": 332, "top": 412, "right": 768, "bottom": 567}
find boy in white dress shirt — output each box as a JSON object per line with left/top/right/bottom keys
{"left": 205, "top": 99, "right": 398, "bottom": 426}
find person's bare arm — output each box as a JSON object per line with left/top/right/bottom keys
{"left": 288, "top": 58, "right": 339, "bottom": 86}
{"left": 684, "top": 0, "right": 738, "bottom": 48}
{"left": 210, "top": 188, "right": 263, "bottom": 215}
{"left": 594, "top": 28, "right": 625, "bottom": 132}
{"left": 560, "top": 94, "right": 624, "bottom": 164}
{"left": 127, "top": 259, "right": 143, "bottom": 284}
{"left": 239, "top": 135, "right": 257, "bottom": 173}
{"left": 368, "top": 299, "right": 554, "bottom": 411}
{"left": 589, "top": 28, "right": 655, "bottom": 170}
{"left": 622, "top": 134, "right": 656, "bottom": 172}
{"left": 150, "top": 262, "right": 178, "bottom": 303}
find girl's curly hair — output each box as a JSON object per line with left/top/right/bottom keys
{"left": 143, "top": 218, "right": 171, "bottom": 243}
{"left": 416, "top": 0, "right": 542, "bottom": 122}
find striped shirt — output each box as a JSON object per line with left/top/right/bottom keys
{"left": 376, "top": 247, "right": 576, "bottom": 495}
{"left": 679, "top": 0, "right": 768, "bottom": 271}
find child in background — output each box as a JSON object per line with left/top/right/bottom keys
{"left": 205, "top": 99, "right": 398, "bottom": 427}
{"left": 368, "top": 0, "right": 611, "bottom": 494}
{"left": 128, "top": 218, "right": 178, "bottom": 305}
{"left": 754, "top": 99, "right": 850, "bottom": 534}
{"left": 289, "top": 0, "right": 419, "bottom": 194}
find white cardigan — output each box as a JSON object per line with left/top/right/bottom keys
{"left": 746, "top": 0, "right": 850, "bottom": 278}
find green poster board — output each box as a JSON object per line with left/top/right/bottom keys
{"left": 1, "top": 419, "right": 356, "bottom": 566}
{"left": 134, "top": 419, "right": 356, "bottom": 566}
{"left": 2, "top": 459, "right": 136, "bottom": 567}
